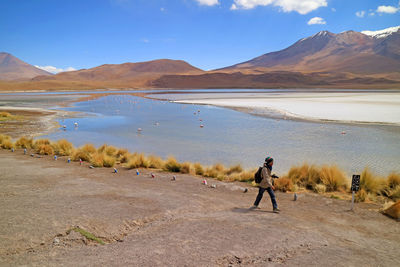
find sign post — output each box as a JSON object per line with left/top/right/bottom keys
{"left": 351, "top": 175, "right": 360, "bottom": 211}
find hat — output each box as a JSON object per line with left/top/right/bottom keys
{"left": 265, "top": 157, "right": 274, "bottom": 163}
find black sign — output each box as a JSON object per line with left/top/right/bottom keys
{"left": 351, "top": 175, "right": 360, "bottom": 192}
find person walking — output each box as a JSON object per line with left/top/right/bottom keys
{"left": 251, "top": 157, "right": 280, "bottom": 213}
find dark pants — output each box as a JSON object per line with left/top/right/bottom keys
{"left": 254, "top": 187, "right": 278, "bottom": 209}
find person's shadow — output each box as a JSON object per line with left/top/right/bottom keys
{"left": 231, "top": 207, "right": 275, "bottom": 214}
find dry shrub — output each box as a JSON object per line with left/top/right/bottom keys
{"left": 320, "top": 165, "right": 348, "bottom": 192}
{"left": 194, "top": 163, "right": 204, "bottom": 175}
{"left": 33, "top": 139, "right": 51, "bottom": 149}
{"left": 226, "top": 164, "right": 243, "bottom": 175}
{"left": 15, "top": 137, "right": 33, "bottom": 149}
{"left": 0, "top": 134, "right": 11, "bottom": 145}
{"left": 180, "top": 162, "right": 195, "bottom": 174}
{"left": 102, "top": 154, "right": 115, "bottom": 168}
{"left": 205, "top": 163, "right": 226, "bottom": 179}
{"left": 314, "top": 184, "right": 326, "bottom": 194}
{"left": 0, "top": 111, "right": 12, "bottom": 117}
{"left": 387, "top": 173, "right": 400, "bottom": 189}
{"left": 287, "top": 163, "right": 320, "bottom": 190}
{"left": 127, "top": 153, "right": 150, "bottom": 169}
{"left": 237, "top": 170, "right": 255, "bottom": 182}
{"left": 360, "top": 168, "right": 387, "bottom": 195}
{"left": 98, "top": 144, "right": 117, "bottom": 157}
{"left": 355, "top": 188, "right": 368, "bottom": 202}
{"left": 1, "top": 139, "right": 14, "bottom": 149}
{"left": 164, "top": 156, "right": 181, "bottom": 172}
{"left": 90, "top": 152, "right": 105, "bottom": 167}
{"left": 116, "top": 148, "right": 130, "bottom": 163}
{"left": 389, "top": 185, "right": 400, "bottom": 201}
{"left": 54, "top": 139, "right": 74, "bottom": 156}
{"left": 148, "top": 155, "right": 164, "bottom": 169}
{"left": 72, "top": 144, "right": 96, "bottom": 162}
{"left": 274, "top": 177, "right": 294, "bottom": 192}
{"left": 37, "top": 144, "right": 54, "bottom": 155}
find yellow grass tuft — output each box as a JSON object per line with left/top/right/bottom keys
{"left": 274, "top": 177, "right": 294, "bottom": 192}
{"left": 1, "top": 139, "right": 14, "bottom": 149}
{"left": 116, "top": 148, "right": 130, "bottom": 163}
{"left": 98, "top": 144, "right": 117, "bottom": 157}
{"left": 37, "top": 144, "right": 54, "bottom": 155}
{"left": 180, "top": 162, "right": 195, "bottom": 175}
{"left": 90, "top": 152, "right": 116, "bottom": 168}
{"left": 15, "top": 136, "right": 33, "bottom": 149}
{"left": 387, "top": 172, "right": 400, "bottom": 189}
{"left": 72, "top": 144, "right": 96, "bottom": 162}
{"left": 0, "top": 134, "right": 12, "bottom": 148}
{"left": 287, "top": 163, "right": 320, "bottom": 190}
{"left": 148, "top": 155, "right": 164, "bottom": 169}
{"left": 127, "top": 153, "right": 150, "bottom": 169}
{"left": 164, "top": 156, "right": 181, "bottom": 172}
{"left": 53, "top": 139, "right": 75, "bottom": 156}
{"left": 360, "top": 168, "right": 387, "bottom": 195}
{"left": 355, "top": 188, "right": 368, "bottom": 202}
{"left": 33, "top": 139, "right": 51, "bottom": 149}
{"left": 389, "top": 185, "right": 400, "bottom": 201}
{"left": 90, "top": 152, "right": 105, "bottom": 167}
{"left": 102, "top": 154, "right": 116, "bottom": 168}
{"left": 194, "top": 163, "right": 204, "bottom": 175}
{"left": 0, "top": 111, "right": 12, "bottom": 117}
{"left": 226, "top": 164, "right": 243, "bottom": 175}
{"left": 320, "top": 165, "right": 348, "bottom": 192}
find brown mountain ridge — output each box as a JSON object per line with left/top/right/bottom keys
{"left": 0, "top": 52, "right": 51, "bottom": 81}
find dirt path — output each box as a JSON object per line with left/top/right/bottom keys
{"left": 0, "top": 149, "right": 399, "bottom": 266}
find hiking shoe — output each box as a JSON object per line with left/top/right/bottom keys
{"left": 250, "top": 205, "right": 260, "bottom": 210}
{"left": 273, "top": 208, "right": 280, "bottom": 213}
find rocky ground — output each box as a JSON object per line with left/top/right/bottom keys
{"left": 0, "top": 149, "right": 399, "bottom": 266}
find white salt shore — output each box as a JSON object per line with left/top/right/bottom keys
{"left": 174, "top": 92, "right": 400, "bottom": 125}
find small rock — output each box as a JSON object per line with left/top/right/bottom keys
{"left": 172, "top": 175, "right": 176, "bottom": 181}
{"left": 243, "top": 188, "right": 248, "bottom": 193}
{"left": 53, "top": 237, "right": 60, "bottom": 245}
{"left": 89, "top": 166, "right": 94, "bottom": 169}
{"left": 30, "top": 154, "right": 34, "bottom": 157}
{"left": 211, "top": 184, "right": 216, "bottom": 188}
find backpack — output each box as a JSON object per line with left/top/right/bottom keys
{"left": 254, "top": 167, "right": 263, "bottom": 183}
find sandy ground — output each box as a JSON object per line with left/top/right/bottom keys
{"left": 173, "top": 92, "right": 400, "bottom": 125}
{"left": 0, "top": 149, "right": 399, "bottom": 266}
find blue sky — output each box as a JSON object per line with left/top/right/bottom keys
{"left": 1, "top": 0, "right": 399, "bottom": 72}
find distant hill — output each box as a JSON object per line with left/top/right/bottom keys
{"left": 223, "top": 26, "right": 400, "bottom": 75}
{"left": 33, "top": 59, "right": 203, "bottom": 86}
{"left": 0, "top": 52, "right": 51, "bottom": 80}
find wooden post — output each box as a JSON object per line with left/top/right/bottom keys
{"left": 351, "top": 191, "right": 355, "bottom": 211}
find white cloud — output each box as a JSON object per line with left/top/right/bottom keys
{"left": 376, "top": 5, "right": 399, "bottom": 14}
{"left": 307, "top": 16, "right": 326, "bottom": 25}
{"left": 369, "top": 12, "right": 375, "bottom": 16}
{"left": 195, "top": 0, "right": 219, "bottom": 6}
{"left": 356, "top": 10, "right": 365, "bottom": 18}
{"left": 230, "top": 0, "right": 327, "bottom": 14}
{"left": 331, "top": 8, "right": 336, "bottom": 12}
{"left": 35, "top": 65, "right": 76, "bottom": 74}
{"left": 160, "top": 7, "right": 165, "bottom": 12}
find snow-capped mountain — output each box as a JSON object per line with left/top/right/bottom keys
{"left": 223, "top": 26, "right": 400, "bottom": 74}
{"left": 362, "top": 26, "right": 400, "bottom": 39}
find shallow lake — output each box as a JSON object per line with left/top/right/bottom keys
{"left": 9, "top": 89, "right": 393, "bottom": 176}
